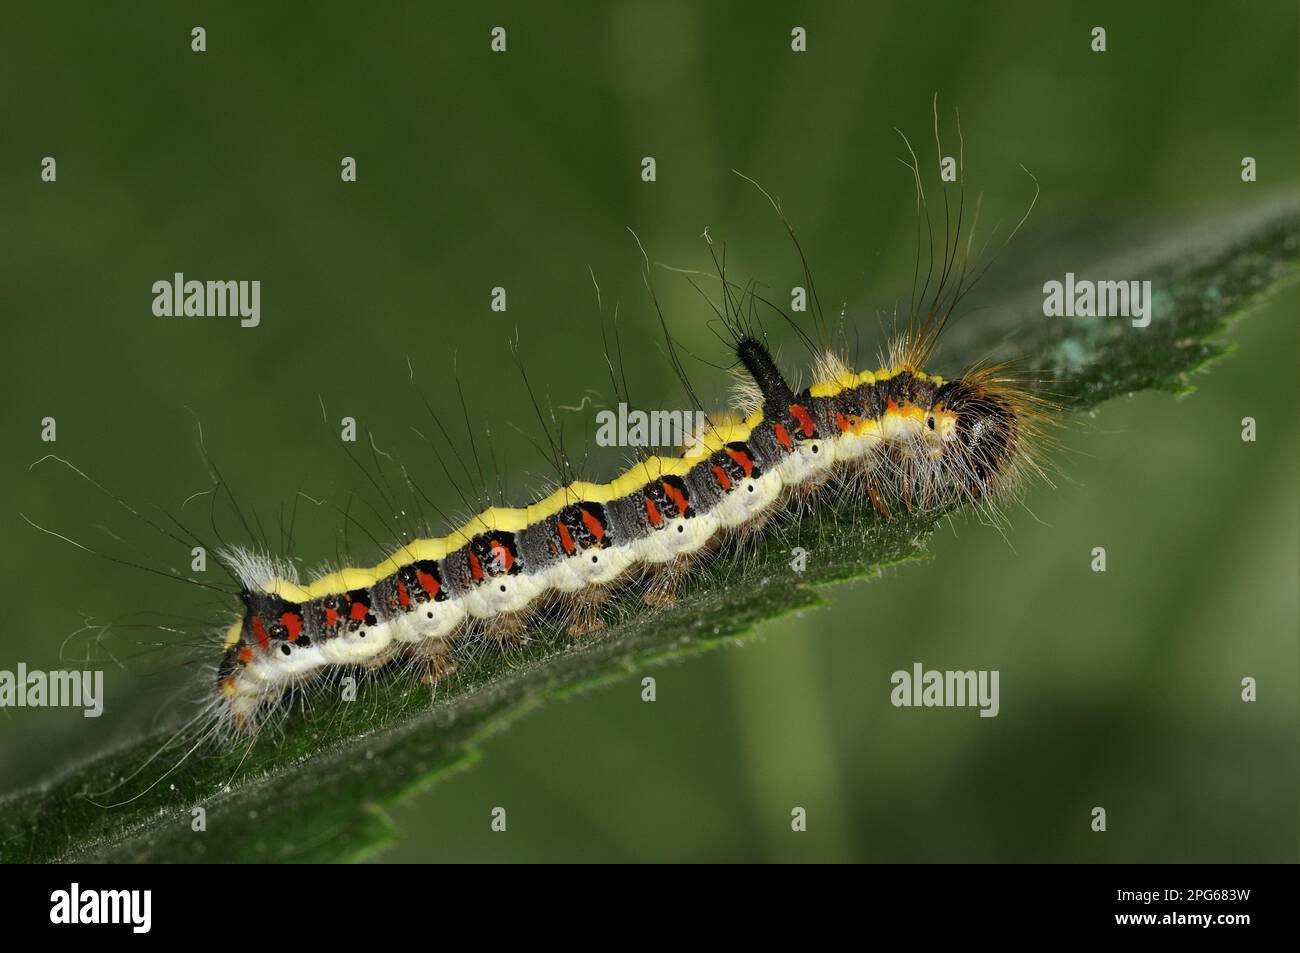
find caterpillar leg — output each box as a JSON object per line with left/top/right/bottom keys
{"left": 410, "top": 638, "right": 459, "bottom": 684}
{"left": 566, "top": 586, "right": 610, "bottom": 638}
{"left": 642, "top": 557, "right": 692, "bottom": 608}
{"left": 420, "top": 654, "right": 459, "bottom": 685}
{"left": 484, "top": 610, "right": 529, "bottom": 648}
{"left": 231, "top": 706, "right": 260, "bottom": 737}
{"left": 227, "top": 686, "right": 274, "bottom": 737}
{"left": 867, "top": 484, "right": 893, "bottom": 521}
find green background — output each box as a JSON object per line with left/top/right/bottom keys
{"left": 1, "top": 2, "right": 1296, "bottom": 861}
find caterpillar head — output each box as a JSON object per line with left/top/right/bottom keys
{"left": 930, "top": 378, "right": 1021, "bottom": 498}
{"left": 216, "top": 586, "right": 318, "bottom": 733}
{"left": 217, "top": 589, "right": 302, "bottom": 684}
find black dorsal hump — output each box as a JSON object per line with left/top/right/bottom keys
{"left": 735, "top": 337, "right": 794, "bottom": 409}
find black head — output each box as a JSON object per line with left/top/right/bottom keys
{"left": 932, "top": 379, "right": 1019, "bottom": 495}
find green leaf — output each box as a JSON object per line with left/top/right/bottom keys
{"left": 1, "top": 199, "right": 1295, "bottom": 863}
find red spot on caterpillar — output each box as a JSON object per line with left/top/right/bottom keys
{"left": 556, "top": 519, "right": 576, "bottom": 554}
{"left": 415, "top": 570, "right": 440, "bottom": 599}
{"left": 789, "top": 404, "right": 815, "bottom": 437}
{"left": 725, "top": 447, "right": 754, "bottom": 477}
{"left": 468, "top": 551, "right": 484, "bottom": 582}
{"left": 396, "top": 579, "right": 411, "bottom": 609}
{"left": 251, "top": 616, "right": 270, "bottom": 652}
{"left": 836, "top": 413, "right": 850, "bottom": 432}
{"left": 324, "top": 606, "right": 340, "bottom": 626}
{"left": 280, "top": 612, "right": 303, "bottom": 642}
{"left": 349, "top": 600, "right": 369, "bottom": 622}
{"left": 644, "top": 495, "right": 663, "bottom": 527}
{"left": 580, "top": 508, "right": 606, "bottom": 542}
{"left": 238, "top": 646, "right": 253, "bottom": 663}
{"left": 774, "top": 423, "right": 792, "bottom": 450}
{"left": 489, "top": 539, "right": 514, "bottom": 572}
{"left": 662, "top": 481, "right": 689, "bottom": 514}
{"left": 712, "top": 465, "right": 733, "bottom": 491}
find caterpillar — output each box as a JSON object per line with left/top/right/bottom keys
{"left": 198, "top": 120, "right": 1054, "bottom": 737}
{"left": 33, "top": 112, "right": 1050, "bottom": 791}
{"left": 216, "top": 322, "right": 1049, "bottom": 738}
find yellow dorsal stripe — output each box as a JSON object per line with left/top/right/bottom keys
{"left": 263, "top": 447, "right": 744, "bottom": 601}
{"left": 256, "top": 363, "right": 941, "bottom": 603}
{"left": 809, "top": 364, "right": 944, "bottom": 398}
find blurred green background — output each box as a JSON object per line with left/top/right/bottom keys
{"left": 1, "top": 2, "right": 1295, "bottom": 861}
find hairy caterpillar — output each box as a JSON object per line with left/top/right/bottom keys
{"left": 217, "top": 332, "right": 1048, "bottom": 737}
{"left": 32, "top": 111, "right": 1050, "bottom": 798}
{"left": 195, "top": 121, "right": 1052, "bottom": 740}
